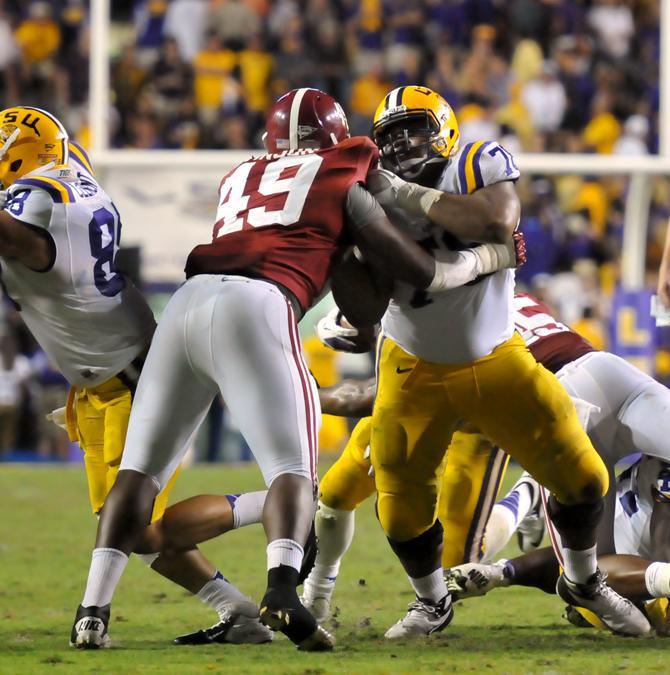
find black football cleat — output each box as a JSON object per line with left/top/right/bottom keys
{"left": 260, "top": 574, "right": 335, "bottom": 651}
{"left": 70, "top": 604, "right": 111, "bottom": 649}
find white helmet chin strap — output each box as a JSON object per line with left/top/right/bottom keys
{"left": 0, "top": 127, "right": 20, "bottom": 161}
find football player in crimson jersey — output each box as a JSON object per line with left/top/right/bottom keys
{"left": 72, "top": 88, "right": 521, "bottom": 651}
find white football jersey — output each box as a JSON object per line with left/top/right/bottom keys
{"left": 614, "top": 456, "right": 670, "bottom": 558}
{"left": 0, "top": 153, "right": 155, "bottom": 388}
{"left": 381, "top": 140, "right": 520, "bottom": 364}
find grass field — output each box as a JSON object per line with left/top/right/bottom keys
{"left": 1, "top": 462, "right": 668, "bottom": 674}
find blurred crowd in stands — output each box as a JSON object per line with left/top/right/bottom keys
{"left": 0, "top": 0, "right": 669, "bottom": 459}
{"left": 0, "top": 0, "right": 660, "bottom": 153}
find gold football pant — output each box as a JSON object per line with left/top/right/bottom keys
{"left": 371, "top": 333, "right": 608, "bottom": 542}
{"left": 319, "top": 417, "right": 508, "bottom": 567}
{"left": 72, "top": 376, "right": 177, "bottom": 521}
{"left": 319, "top": 417, "right": 376, "bottom": 512}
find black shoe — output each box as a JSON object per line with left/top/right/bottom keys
{"left": 173, "top": 616, "right": 273, "bottom": 645}
{"left": 70, "top": 604, "right": 111, "bottom": 649}
{"left": 298, "top": 522, "right": 318, "bottom": 586}
{"left": 260, "top": 569, "right": 335, "bottom": 651}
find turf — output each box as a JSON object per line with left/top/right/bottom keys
{"left": 1, "top": 463, "right": 667, "bottom": 674}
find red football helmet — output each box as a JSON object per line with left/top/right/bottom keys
{"left": 263, "top": 88, "right": 350, "bottom": 153}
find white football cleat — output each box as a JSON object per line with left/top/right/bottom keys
{"left": 301, "top": 571, "right": 336, "bottom": 623}
{"left": 444, "top": 560, "right": 511, "bottom": 600}
{"left": 556, "top": 570, "right": 651, "bottom": 637}
{"left": 384, "top": 595, "right": 454, "bottom": 639}
{"left": 301, "top": 592, "right": 333, "bottom": 623}
{"left": 174, "top": 615, "right": 273, "bottom": 645}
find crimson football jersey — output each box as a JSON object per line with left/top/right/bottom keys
{"left": 185, "top": 136, "right": 379, "bottom": 310}
{"left": 514, "top": 293, "right": 596, "bottom": 373}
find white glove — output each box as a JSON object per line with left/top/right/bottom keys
{"left": 316, "top": 307, "right": 367, "bottom": 353}
{"left": 366, "top": 168, "right": 409, "bottom": 207}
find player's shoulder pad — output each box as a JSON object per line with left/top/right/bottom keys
{"left": 454, "top": 140, "right": 520, "bottom": 195}
{"left": 10, "top": 175, "right": 77, "bottom": 204}
{"left": 652, "top": 463, "right": 670, "bottom": 504}
{"left": 68, "top": 141, "right": 95, "bottom": 176}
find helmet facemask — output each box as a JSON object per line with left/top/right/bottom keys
{"left": 374, "top": 114, "right": 449, "bottom": 182}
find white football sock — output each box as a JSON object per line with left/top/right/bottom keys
{"left": 197, "top": 571, "right": 253, "bottom": 620}
{"left": 267, "top": 538, "right": 303, "bottom": 573}
{"left": 645, "top": 562, "right": 670, "bottom": 598}
{"left": 303, "top": 503, "right": 355, "bottom": 601}
{"left": 81, "top": 548, "right": 129, "bottom": 607}
{"left": 562, "top": 545, "right": 598, "bottom": 584}
{"left": 482, "top": 506, "right": 517, "bottom": 562}
{"left": 228, "top": 490, "right": 267, "bottom": 529}
{"left": 409, "top": 568, "right": 449, "bottom": 604}
{"left": 482, "top": 480, "right": 535, "bottom": 561}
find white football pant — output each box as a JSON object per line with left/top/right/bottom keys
{"left": 120, "top": 274, "right": 320, "bottom": 488}
{"left": 543, "top": 350, "right": 670, "bottom": 555}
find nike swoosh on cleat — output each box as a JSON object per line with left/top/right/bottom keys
{"left": 396, "top": 367, "right": 412, "bottom": 374}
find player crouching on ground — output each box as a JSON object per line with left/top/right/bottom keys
{"left": 447, "top": 455, "right": 670, "bottom": 635}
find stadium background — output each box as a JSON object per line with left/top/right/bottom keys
{"left": 0, "top": 0, "right": 667, "bottom": 468}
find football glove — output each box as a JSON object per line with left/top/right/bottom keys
{"left": 316, "top": 307, "right": 372, "bottom": 354}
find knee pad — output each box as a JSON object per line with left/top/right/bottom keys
{"left": 547, "top": 495, "right": 604, "bottom": 535}
{"left": 387, "top": 519, "right": 444, "bottom": 558}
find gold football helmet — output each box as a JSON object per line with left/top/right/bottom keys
{"left": 0, "top": 106, "right": 69, "bottom": 188}
{"left": 372, "top": 86, "right": 459, "bottom": 181}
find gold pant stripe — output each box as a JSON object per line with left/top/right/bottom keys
{"left": 463, "top": 448, "right": 509, "bottom": 563}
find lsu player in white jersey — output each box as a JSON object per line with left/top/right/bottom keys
{"left": 0, "top": 106, "right": 271, "bottom": 647}
{"left": 364, "top": 86, "right": 647, "bottom": 638}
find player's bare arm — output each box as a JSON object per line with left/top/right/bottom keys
{"left": 370, "top": 170, "right": 520, "bottom": 244}
{"left": 650, "top": 491, "right": 670, "bottom": 562}
{"left": 344, "top": 182, "right": 520, "bottom": 298}
{"left": 318, "top": 377, "right": 376, "bottom": 418}
{"left": 0, "top": 209, "right": 53, "bottom": 271}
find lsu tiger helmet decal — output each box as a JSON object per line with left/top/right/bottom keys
{"left": 372, "top": 86, "right": 459, "bottom": 182}
{"left": 0, "top": 106, "right": 69, "bottom": 188}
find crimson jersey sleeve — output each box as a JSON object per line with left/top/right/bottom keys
{"left": 513, "top": 294, "right": 596, "bottom": 373}
{"left": 184, "top": 137, "right": 379, "bottom": 311}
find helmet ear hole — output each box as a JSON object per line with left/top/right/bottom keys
{"left": 10, "top": 159, "right": 22, "bottom": 172}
